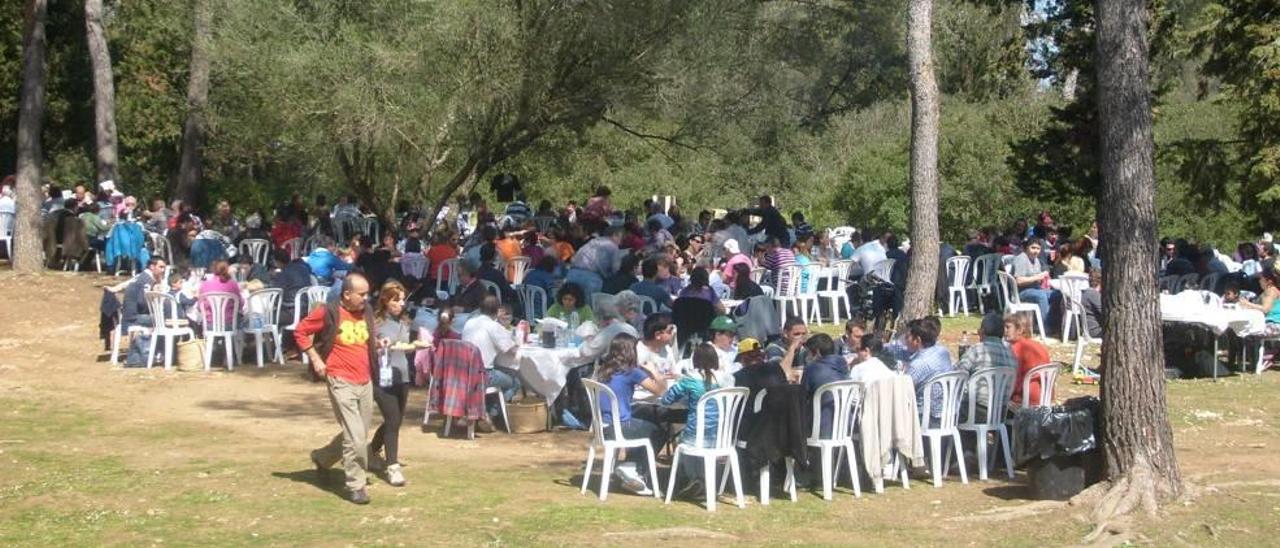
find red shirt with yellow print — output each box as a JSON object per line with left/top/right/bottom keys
{"left": 294, "top": 305, "right": 371, "bottom": 385}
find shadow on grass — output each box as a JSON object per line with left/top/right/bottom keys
{"left": 982, "top": 483, "right": 1034, "bottom": 500}
{"left": 199, "top": 394, "right": 332, "bottom": 420}
{"left": 272, "top": 468, "right": 349, "bottom": 500}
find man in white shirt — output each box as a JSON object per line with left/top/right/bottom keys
{"left": 848, "top": 333, "right": 895, "bottom": 386}
{"left": 460, "top": 296, "right": 520, "bottom": 430}
{"left": 0, "top": 185, "right": 15, "bottom": 216}
{"left": 573, "top": 298, "right": 639, "bottom": 365}
{"left": 852, "top": 232, "right": 891, "bottom": 278}
{"left": 634, "top": 313, "right": 676, "bottom": 401}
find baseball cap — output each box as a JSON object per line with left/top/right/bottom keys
{"left": 709, "top": 315, "right": 736, "bottom": 333}
{"left": 737, "top": 338, "right": 762, "bottom": 353}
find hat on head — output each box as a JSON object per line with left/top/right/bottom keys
{"left": 737, "top": 337, "right": 761, "bottom": 354}
{"left": 709, "top": 315, "right": 736, "bottom": 333}
{"left": 1263, "top": 232, "right": 1274, "bottom": 244}
{"left": 723, "top": 239, "right": 740, "bottom": 255}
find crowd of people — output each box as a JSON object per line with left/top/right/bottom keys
{"left": 9, "top": 172, "right": 1280, "bottom": 505}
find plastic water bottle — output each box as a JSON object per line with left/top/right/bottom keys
{"left": 378, "top": 350, "right": 393, "bottom": 388}
{"left": 568, "top": 311, "right": 580, "bottom": 346}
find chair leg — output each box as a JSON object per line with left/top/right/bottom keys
{"left": 785, "top": 457, "right": 797, "bottom": 501}
{"left": 443, "top": 416, "right": 452, "bottom": 437}
{"left": 999, "top": 426, "right": 1015, "bottom": 480}
{"left": 580, "top": 446, "right": 595, "bottom": 495}
{"left": 146, "top": 332, "right": 159, "bottom": 369}
{"left": 164, "top": 335, "right": 174, "bottom": 371}
{"left": 498, "top": 392, "right": 511, "bottom": 434}
{"left": 729, "top": 452, "right": 745, "bottom": 509}
{"left": 703, "top": 455, "right": 717, "bottom": 512}
{"left": 664, "top": 448, "right": 681, "bottom": 504}
{"left": 644, "top": 444, "right": 662, "bottom": 499}
{"left": 975, "top": 428, "right": 989, "bottom": 481}
{"left": 821, "top": 446, "right": 834, "bottom": 501}
{"left": 203, "top": 334, "right": 214, "bottom": 372}
{"left": 255, "top": 332, "right": 265, "bottom": 368}
{"left": 110, "top": 328, "right": 121, "bottom": 366}
{"left": 952, "top": 431, "right": 969, "bottom": 484}
{"left": 929, "top": 435, "right": 943, "bottom": 488}
{"left": 599, "top": 449, "right": 614, "bottom": 502}
{"left": 844, "top": 441, "right": 861, "bottom": 497}
{"left": 759, "top": 465, "right": 771, "bottom": 505}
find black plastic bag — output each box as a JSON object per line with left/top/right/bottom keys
{"left": 1012, "top": 396, "right": 1100, "bottom": 466}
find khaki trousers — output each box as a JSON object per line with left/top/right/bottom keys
{"left": 314, "top": 376, "right": 375, "bottom": 491}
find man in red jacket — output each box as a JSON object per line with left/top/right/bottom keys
{"left": 295, "top": 272, "right": 377, "bottom": 504}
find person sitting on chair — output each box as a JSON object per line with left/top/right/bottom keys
{"left": 594, "top": 333, "right": 667, "bottom": 496}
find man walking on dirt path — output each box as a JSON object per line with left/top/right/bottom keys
{"left": 294, "top": 272, "right": 377, "bottom": 504}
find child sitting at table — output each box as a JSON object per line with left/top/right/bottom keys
{"left": 594, "top": 334, "right": 667, "bottom": 496}
{"left": 661, "top": 342, "right": 723, "bottom": 496}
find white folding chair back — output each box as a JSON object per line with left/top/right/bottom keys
{"left": 1199, "top": 272, "right": 1222, "bottom": 294}
{"left": 749, "top": 267, "right": 766, "bottom": 284}
{"left": 360, "top": 217, "right": 381, "bottom": 242}
{"left": 814, "top": 261, "right": 853, "bottom": 325}
{"left": 435, "top": 258, "right": 460, "bottom": 296}
{"left": 996, "top": 271, "right": 1046, "bottom": 339}
{"left": 918, "top": 370, "right": 969, "bottom": 487}
{"left": 201, "top": 291, "right": 242, "bottom": 372}
{"left": 638, "top": 295, "right": 659, "bottom": 316}
{"left": 579, "top": 379, "right": 663, "bottom": 501}
{"left": 1176, "top": 273, "right": 1200, "bottom": 293}
{"left": 142, "top": 291, "right": 196, "bottom": 370}
{"left": 334, "top": 217, "right": 360, "bottom": 243}
{"left": 783, "top": 380, "right": 865, "bottom": 501}
{"left": 244, "top": 288, "right": 284, "bottom": 367}
{"left": 1072, "top": 311, "right": 1102, "bottom": 379}
{"left": 868, "top": 258, "right": 896, "bottom": 284}
{"left": 1058, "top": 273, "right": 1089, "bottom": 342}
{"left": 957, "top": 367, "right": 1016, "bottom": 480}
{"left": 772, "top": 265, "right": 804, "bottom": 329}
{"left": 945, "top": 255, "right": 971, "bottom": 316}
{"left": 666, "top": 386, "right": 751, "bottom": 511}
{"left": 507, "top": 256, "right": 531, "bottom": 285}
{"left": 282, "top": 237, "right": 304, "bottom": 260}
{"left": 966, "top": 253, "right": 1001, "bottom": 314}
{"left": 1016, "top": 362, "right": 1059, "bottom": 410}
{"left": 238, "top": 239, "right": 271, "bottom": 267}
{"left": 303, "top": 235, "right": 322, "bottom": 255}
{"left": 521, "top": 284, "right": 549, "bottom": 320}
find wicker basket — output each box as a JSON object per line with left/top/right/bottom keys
{"left": 506, "top": 400, "right": 548, "bottom": 434}
{"left": 175, "top": 339, "right": 206, "bottom": 372}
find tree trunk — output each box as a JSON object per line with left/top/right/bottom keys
{"left": 85, "top": 0, "right": 119, "bottom": 185}
{"left": 13, "top": 0, "right": 49, "bottom": 274}
{"left": 900, "top": 0, "right": 942, "bottom": 322}
{"left": 1090, "top": 0, "right": 1181, "bottom": 532}
{"left": 175, "top": 0, "right": 211, "bottom": 209}
{"left": 423, "top": 155, "right": 484, "bottom": 235}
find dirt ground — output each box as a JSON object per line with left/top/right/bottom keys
{"left": 1, "top": 270, "right": 1279, "bottom": 546}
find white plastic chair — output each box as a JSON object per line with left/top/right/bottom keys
{"left": 995, "top": 271, "right": 1047, "bottom": 340}
{"left": 289, "top": 285, "right": 333, "bottom": 366}
{"left": 782, "top": 380, "right": 865, "bottom": 500}
{"left": 400, "top": 253, "right": 428, "bottom": 279}
{"left": 956, "top": 367, "right": 1015, "bottom": 481}
{"left": 798, "top": 265, "right": 822, "bottom": 324}
{"left": 966, "top": 253, "right": 1001, "bottom": 314}
{"left": 200, "top": 291, "right": 242, "bottom": 371}
{"left": 435, "top": 258, "right": 460, "bottom": 296}
{"left": 244, "top": 288, "right": 284, "bottom": 367}
{"left": 110, "top": 311, "right": 150, "bottom": 366}
{"left": 945, "top": 256, "right": 971, "bottom": 317}
{"left": 1072, "top": 310, "right": 1102, "bottom": 379}
{"left": 815, "top": 260, "right": 854, "bottom": 325}
{"left": 281, "top": 237, "right": 304, "bottom": 260}
{"left": 918, "top": 370, "right": 968, "bottom": 488}
{"left": 637, "top": 295, "right": 659, "bottom": 316}
{"left": 480, "top": 280, "right": 502, "bottom": 304}
{"left": 1011, "top": 362, "right": 1059, "bottom": 411}
{"left": 665, "top": 386, "right": 750, "bottom": 511}
{"left": 579, "top": 379, "right": 663, "bottom": 501}
{"left": 142, "top": 292, "right": 196, "bottom": 370}
{"left": 360, "top": 217, "right": 381, "bottom": 242}
{"left": 507, "top": 256, "right": 531, "bottom": 285}
{"left": 772, "top": 265, "right": 804, "bottom": 329}
{"left": 0, "top": 211, "right": 13, "bottom": 262}
{"left": 1175, "top": 273, "right": 1200, "bottom": 294}
{"left": 302, "top": 235, "right": 323, "bottom": 255}
{"left": 238, "top": 239, "right": 271, "bottom": 267}
{"left": 521, "top": 284, "right": 549, "bottom": 320}
{"left": 1057, "top": 273, "right": 1089, "bottom": 343}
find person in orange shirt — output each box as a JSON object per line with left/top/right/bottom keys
{"left": 494, "top": 229, "right": 524, "bottom": 282}
{"left": 295, "top": 273, "right": 378, "bottom": 504}
{"left": 425, "top": 230, "right": 460, "bottom": 290}
{"left": 553, "top": 229, "right": 576, "bottom": 263}
{"left": 1005, "top": 313, "right": 1051, "bottom": 407}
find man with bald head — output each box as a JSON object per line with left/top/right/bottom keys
{"left": 294, "top": 273, "right": 378, "bottom": 504}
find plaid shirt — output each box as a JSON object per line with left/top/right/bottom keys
{"left": 887, "top": 341, "right": 954, "bottom": 418}
{"left": 955, "top": 337, "right": 1016, "bottom": 407}
{"left": 423, "top": 339, "right": 487, "bottom": 421}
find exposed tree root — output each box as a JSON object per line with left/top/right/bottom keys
{"left": 945, "top": 500, "right": 1067, "bottom": 523}
{"left": 1082, "top": 457, "right": 1170, "bottom": 545}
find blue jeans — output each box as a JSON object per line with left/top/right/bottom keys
{"left": 1017, "top": 288, "right": 1057, "bottom": 330}
{"left": 486, "top": 367, "right": 521, "bottom": 419}
{"left": 565, "top": 268, "right": 604, "bottom": 300}
{"left": 603, "top": 417, "right": 663, "bottom": 481}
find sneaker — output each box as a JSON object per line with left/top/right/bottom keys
{"left": 614, "top": 466, "right": 650, "bottom": 495}
{"left": 385, "top": 464, "right": 406, "bottom": 487}
{"left": 368, "top": 453, "right": 386, "bottom": 472}
{"left": 348, "top": 487, "right": 371, "bottom": 505}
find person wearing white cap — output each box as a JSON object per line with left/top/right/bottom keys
{"left": 718, "top": 238, "right": 752, "bottom": 285}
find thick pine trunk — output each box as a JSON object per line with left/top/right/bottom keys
{"left": 13, "top": 0, "right": 49, "bottom": 273}
{"left": 85, "top": 0, "right": 119, "bottom": 185}
{"left": 175, "top": 0, "right": 211, "bottom": 209}
{"left": 901, "top": 0, "right": 941, "bottom": 321}
{"left": 1094, "top": 0, "right": 1181, "bottom": 510}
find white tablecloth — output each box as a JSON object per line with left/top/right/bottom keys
{"left": 1160, "top": 292, "right": 1265, "bottom": 336}
{"left": 497, "top": 345, "right": 584, "bottom": 403}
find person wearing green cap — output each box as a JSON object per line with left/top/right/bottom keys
{"left": 699, "top": 315, "right": 739, "bottom": 385}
